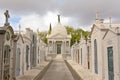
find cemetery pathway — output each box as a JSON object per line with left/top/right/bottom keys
{"left": 40, "top": 55, "right": 75, "bottom": 80}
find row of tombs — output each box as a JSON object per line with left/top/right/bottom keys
{"left": 0, "top": 10, "right": 46, "bottom": 80}
{"left": 71, "top": 17, "right": 120, "bottom": 80}
{"left": 1, "top": 9, "right": 120, "bottom": 80}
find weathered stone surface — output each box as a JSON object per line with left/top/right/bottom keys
{"left": 16, "top": 61, "right": 51, "bottom": 80}
{"left": 66, "top": 60, "right": 101, "bottom": 80}
{"left": 41, "top": 55, "right": 74, "bottom": 80}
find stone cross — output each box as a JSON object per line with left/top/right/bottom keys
{"left": 4, "top": 10, "right": 10, "bottom": 25}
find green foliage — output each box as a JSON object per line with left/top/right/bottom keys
{"left": 38, "top": 31, "right": 48, "bottom": 44}
{"left": 65, "top": 26, "right": 90, "bottom": 46}
{"left": 48, "top": 23, "right": 52, "bottom": 34}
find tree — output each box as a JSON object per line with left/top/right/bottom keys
{"left": 48, "top": 23, "right": 52, "bottom": 34}
{"left": 38, "top": 31, "right": 47, "bottom": 44}
{"left": 65, "top": 26, "right": 90, "bottom": 46}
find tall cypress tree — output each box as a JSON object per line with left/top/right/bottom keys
{"left": 48, "top": 23, "right": 52, "bottom": 34}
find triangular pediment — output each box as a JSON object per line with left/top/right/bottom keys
{"left": 103, "top": 29, "right": 116, "bottom": 40}
{"left": 49, "top": 33, "right": 67, "bottom": 38}
{"left": 91, "top": 24, "right": 100, "bottom": 35}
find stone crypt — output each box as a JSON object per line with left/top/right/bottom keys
{"left": 47, "top": 15, "right": 71, "bottom": 59}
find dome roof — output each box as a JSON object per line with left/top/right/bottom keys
{"left": 51, "top": 23, "right": 67, "bottom": 36}
{"left": 47, "top": 15, "right": 71, "bottom": 39}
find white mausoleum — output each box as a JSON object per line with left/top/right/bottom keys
{"left": 47, "top": 15, "right": 71, "bottom": 58}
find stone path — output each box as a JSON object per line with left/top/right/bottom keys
{"left": 41, "top": 55, "right": 75, "bottom": 80}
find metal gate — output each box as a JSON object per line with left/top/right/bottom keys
{"left": 57, "top": 44, "right": 61, "bottom": 54}
{"left": 107, "top": 47, "right": 114, "bottom": 80}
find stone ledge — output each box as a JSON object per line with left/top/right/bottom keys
{"left": 65, "top": 60, "right": 101, "bottom": 80}
{"left": 33, "top": 60, "right": 53, "bottom": 80}
{"left": 16, "top": 60, "right": 52, "bottom": 80}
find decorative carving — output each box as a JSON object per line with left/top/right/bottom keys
{"left": 6, "top": 32, "right": 10, "bottom": 41}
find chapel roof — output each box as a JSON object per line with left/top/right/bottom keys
{"left": 47, "top": 15, "right": 71, "bottom": 39}
{"left": 91, "top": 18, "right": 120, "bottom": 36}
{"left": 95, "top": 23, "right": 120, "bottom": 29}
{"left": 50, "top": 23, "right": 67, "bottom": 36}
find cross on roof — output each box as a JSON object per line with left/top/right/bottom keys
{"left": 4, "top": 10, "right": 10, "bottom": 26}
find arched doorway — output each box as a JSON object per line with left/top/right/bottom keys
{"left": 16, "top": 48, "right": 21, "bottom": 76}
{"left": 3, "top": 45, "right": 10, "bottom": 80}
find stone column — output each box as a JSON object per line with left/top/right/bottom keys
{"left": 48, "top": 40, "right": 52, "bottom": 54}
{"left": 55, "top": 41, "right": 57, "bottom": 54}
{"left": 65, "top": 41, "right": 66, "bottom": 54}
{"left": 61, "top": 41, "right": 64, "bottom": 54}
{"left": 51, "top": 41, "right": 53, "bottom": 54}
{"left": 62, "top": 41, "right": 63, "bottom": 54}
{"left": 69, "top": 40, "right": 70, "bottom": 54}
{"left": 53, "top": 41, "right": 55, "bottom": 54}
{"left": 62, "top": 41, "right": 64, "bottom": 54}
{"left": 52, "top": 41, "right": 54, "bottom": 54}
{"left": 54, "top": 41, "right": 56, "bottom": 54}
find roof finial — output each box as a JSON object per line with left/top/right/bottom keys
{"left": 96, "top": 11, "right": 99, "bottom": 20}
{"left": 4, "top": 10, "right": 10, "bottom": 26}
{"left": 19, "top": 24, "right": 21, "bottom": 35}
{"left": 109, "top": 16, "right": 112, "bottom": 27}
{"left": 58, "top": 15, "right": 60, "bottom": 23}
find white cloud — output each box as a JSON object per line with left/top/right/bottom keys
{"left": 43, "top": 11, "right": 59, "bottom": 27}
{"left": 19, "top": 13, "right": 43, "bottom": 31}
{"left": 0, "top": 10, "right": 5, "bottom": 26}
{"left": 19, "top": 11, "right": 71, "bottom": 32}
{"left": 1, "top": 0, "right": 120, "bottom": 31}
{"left": 43, "top": 11, "right": 70, "bottom": 27}
{"left": 0, "top": 10, "right": 75, "bottom": 32}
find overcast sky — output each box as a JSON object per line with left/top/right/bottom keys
{"left": 0, "top": 0, "right": 120, "bottom": 31}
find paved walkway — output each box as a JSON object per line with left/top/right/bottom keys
{"left": 41, "top": 55, "right": 75, "bottom": 80}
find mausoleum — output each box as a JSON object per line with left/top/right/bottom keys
{"left": 47, "top": 15, "right": 71, "bottom": 58}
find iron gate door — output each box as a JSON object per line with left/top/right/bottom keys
{"left": 57, "top": 44, "right": 61, "bottom": 54}
{"left": 107, "top": 47, "right": 114, "bottom": 80}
